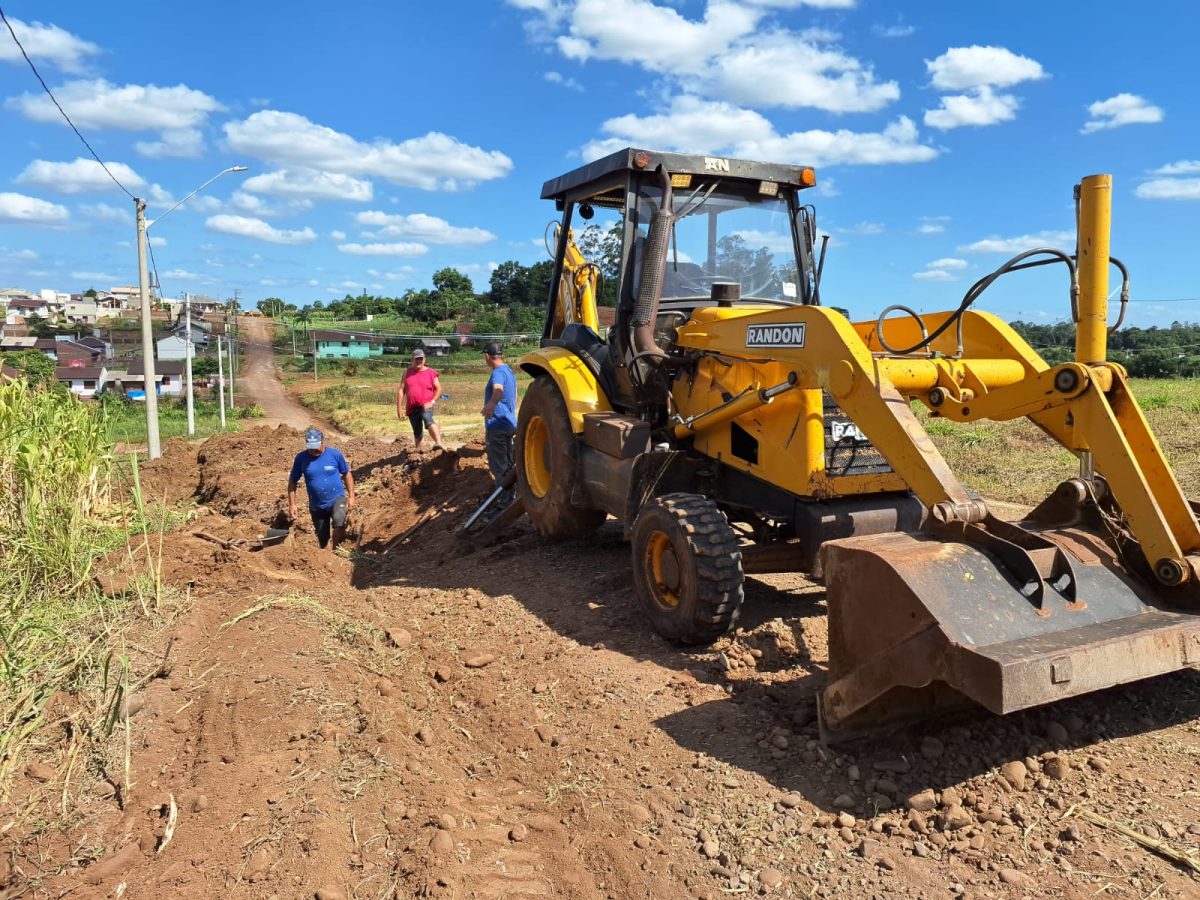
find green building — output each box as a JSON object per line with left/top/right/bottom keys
{"left": 311, "top": 329, "right": 384, "bottom": 359}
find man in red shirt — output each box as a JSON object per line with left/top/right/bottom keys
{"left": 398, "top": 348, "right": 444, "bottom": 450}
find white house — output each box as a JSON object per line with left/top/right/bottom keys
{"left": 56, "top": 364, "right": 107, "bottom": 398}
{"left": 5, "top": 297, "right": 50, "bottom": 324}
{"left": 126, "top": 359, "right": 185, "bottom": 395}
{"left": 64, "top": 299, "right": 99, "bottom": 323}
{"left": 156, "top": 334, "right": 194, "bottom": 361}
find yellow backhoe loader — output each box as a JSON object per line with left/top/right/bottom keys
{"left": 509, "top": 148, "right": 1200, "bottom": 739}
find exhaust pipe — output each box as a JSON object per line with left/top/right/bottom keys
{"left": 631, "top": 166, "right": 674, "bottom": 363}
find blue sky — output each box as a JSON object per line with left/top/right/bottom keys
{"left": 0, "top": 0, "right": 1196, "bottom": 326}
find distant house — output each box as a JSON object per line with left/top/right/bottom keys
{"left": 35, "top": 338, "right": 99, "bottom": 364}
{"left": 76, "top": 336, "right": 113, "bottom": 359}
{"left": 126, "top": 359, "right": 185, "bottom": 395}
{"left": 64, "top": 299, "right": 99, "bottom": 323}
{"left": 56, "top": 365, "right": 108, "bottom": 398}
{"left": 157, "top": 334, "right": 195, "bottom": 361}
{"left": 5, "top": 297, "right": 50, "bottom": 324}
{"left": 0, "top": 335, "right": 38, "bottom": 352}
{"left": 170, "top": 318, "right": 212, "bottom": 348}
{"left": 418, "top": 338, "right": 452, "bottom": 358}
{"left": 311, "top": 329, "right": 384, "bottom": 359}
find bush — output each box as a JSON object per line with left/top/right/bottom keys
{"left": 236, "top": 404, "right": 265, "bottom": 419}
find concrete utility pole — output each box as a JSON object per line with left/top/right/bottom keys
{"left": 135, "top": 197, "right": 161, "bottom": 459}
{"left": 216, "top": 334, "right": 227, "bottom": 428}
{"left": 226, "top": 334, "right": 235, "bottom": 411}
{"left": 313, "top": 336, "right": 318, "bottom": 381}
{"left": 133, "top": 165, "right": 248, "bottom": 455}
{"left": 184, "top": 291, "right": 195, "bottom": 437}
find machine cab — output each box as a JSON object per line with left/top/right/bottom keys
{"left": 538, "top": 148, "right": 823, "bottom": 414}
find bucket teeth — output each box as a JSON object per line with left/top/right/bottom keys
{"left": 818, "top": 529, "right": 1200, "bottom": 741}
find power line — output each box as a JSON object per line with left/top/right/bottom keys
{"left": 0, "top": 3, "right": 134, "bottom": 200}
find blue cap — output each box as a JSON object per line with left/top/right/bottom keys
{"left": 304, "top": 427, "right": 323, "bottom": 449}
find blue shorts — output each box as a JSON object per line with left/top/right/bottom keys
{"left": 408, "top": 407, "right": 435, "bottom": 442}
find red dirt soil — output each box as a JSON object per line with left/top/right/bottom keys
{"left": 4, "top": 425, "right": 1200, "bottom": 899}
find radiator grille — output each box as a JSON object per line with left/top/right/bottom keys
{"left": 823, "top": 393, "right": 893, "bottom": 476}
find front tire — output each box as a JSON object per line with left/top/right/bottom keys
{"left": 515, "top": 375, "right": 606, "bottom": 539}
{"left": 631, "top": 493, "right": 744, "bottom": 645}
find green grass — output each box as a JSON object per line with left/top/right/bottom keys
{"left": 0, "top": 380, "right": 180, "bottom": 803}
{"left": 99, "top": 396, "right": 260, "bottom": 445}
{"left": 279, "top": 343, "right": 539, "bottom": 379}
{"left": 919, "top": 378, "right": 1200, "bottom": 505}
{"left": 300, "top": 371, "right": 530, "bottom": 437}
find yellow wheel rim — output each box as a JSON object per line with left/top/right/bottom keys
{"left": 645, "top": 530, "right": 682, "bottom": 610}
{"left": 523, "top": 415, "right": 551, "bottom": 499}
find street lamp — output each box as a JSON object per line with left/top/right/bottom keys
{"left": 135, "top": 166, "right": 248, "bottom": 458}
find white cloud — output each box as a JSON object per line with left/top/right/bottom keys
{"left": 841, "top": 221, "right": 885, "bottom": 235}
{"left": 242, "top": 168, "right": 374, "bottom": 202}
{"left": 308, "top": 279, "right": 320, "bottom": 287}
{"left": 366, "top": 267, "right": 416, "bottom": 281}
{"left": 17, "top": 157, "right": 146, "bottom": 194}
{"left": 1135, "top": 178, "right": 1200, "bottom": 201}
{"left": 959, "top": 230, "right": 1073, "bottom": 254}
{"left": 148, "top": 236, "right": 166, "bottom": 248}
{"left": 926, "top": 46, "right": 1045, "bottom": 91}
{"left": 913, "top": 269, "right": 955, "bottom": 282}
{"left": 732, "top": 229, "right": 794, "bottom": 254}
{"left": 583, "top": 96, "right": 937, "bottom": 167}
{"left": 354, "top": 210, "right": 495, "bottom": 245}
{"left": 81, "top": 202, "right": 132, "bottom": 223}
{"left": 526, "top": 0, "right": 898, "bottom": 114}
{"left": 927, "top": 257, "right": 967, "bottom": 270}
{"left": 924, "top": 85, "right": 1019, "bottom": 130}
{"left": 135, "top": 128, "right": 205, "bottom": 158}
{"left": 923, "top": 46, "right": 1044, "bottom": 130}
{"left": 1082, "top": 93, "right": 1163, "bottom": 134}
{"left": 916, "top": 216, "right": 949, "bottom": 234}
{"left": 737, "top": 115, "right": 938, "bottom": 167}
{"left": 3, "top": 248, "right": 38, "bottom": 261}
{"left": 205, "top": 214, "right": 317, "bottom": 245}
{"left": 224, "top": 110, "right": 512, "bottom": 191}
{"left": 71, "top": 271, "right": 121, "bottom": 282}
{"left": 336, "top": 242, "right": 429, "bottom": 256}
{"left": 1152, "top": 160, "right": 1200, "bottom": 176}
{"left": 544, "top": 71, "right": 584, "bottom": 91}
{"left": 873, "top": 22, "right": 915, "bottom": 38}
{"left": 0, "top": 17, "right": 100, "bottom": 74}
{"left": 0, "top": 192, "right": 70, "bottom": 225}
{"left": 330, "top": 230, "right": 347, "bottom": 240}
{"left": 7, "top": 80, "right": 222, "bottom": 153}
{"left": 705, "top": 31, "right": 899, "bottom": 113}
{"left": 163, "top": 268, "right": 204, "bottom": 280}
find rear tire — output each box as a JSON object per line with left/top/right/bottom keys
{"left": 631, "top": 493, "right": 744, "bottom": 645}
{"left": 516, "top": 375, "right": 606, "bottom": 539}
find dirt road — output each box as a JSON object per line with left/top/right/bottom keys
{"left": 4, "top": 424, "right": 1196, "bottom": 899}
{"left": 237, "top": 316, "right": 336, "bottom": 433}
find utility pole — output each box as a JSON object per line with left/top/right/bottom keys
{"left": 313, "top": 335, "right": 318, "bottom": 381}
{"left": 226, "top": 335, "right": 235, "bottom": 411}
{"left": 135, "top": 197, "right": 161, "bottom": 459}
{"left": 216, "top": 334, "right": 227, "bottom": 428}
{"left": 184, "top": 291, "right": 195, "bottom": 436}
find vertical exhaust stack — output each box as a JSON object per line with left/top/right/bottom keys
{"left": 631, "top": 167, "right": 674, "bottom": 366}
{"left": 1075, "top": 174, "right": 1112, "bottom": 365}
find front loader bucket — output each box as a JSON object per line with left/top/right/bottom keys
{"left": 819, "top": 530, "right": 1200, "bottom": 741}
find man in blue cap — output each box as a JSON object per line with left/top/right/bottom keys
{"left": 481, "top": 341, "right": 518, "bottom": 508}
{"left": 287, "top": 427, "right": 355, "bottom": 553}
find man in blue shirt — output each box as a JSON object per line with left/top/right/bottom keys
{"left": 287, "top": 427, "right": 356, "bottom": 552}
{"left": 480, "top": 341, "right": 518, "bottom": 508}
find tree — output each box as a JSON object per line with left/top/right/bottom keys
{"left": 83, "top": 287, "right": 98, "bottom": 298}
{"left": 432, "top": 268, "right": 473, "bottom": 298}
{"left": 2, "top": 349, "right": 58, "bottom": 390}
{"left": 576, "top": 223, "right": 623, "bottom": 306}
{"left": 25, "top": 314, "right": 56, "bottom": 338}
{"left": 258, "top": 297, "right": 286, "bottom": 317}
{"left": 489, "top": 261, "right": 525, "bottom": 307}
